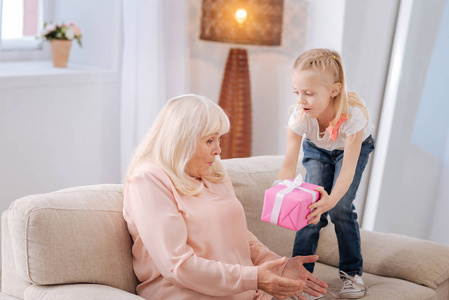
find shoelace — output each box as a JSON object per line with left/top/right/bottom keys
{"left": 339, "top": 270, "right": 370, "bottom": 296}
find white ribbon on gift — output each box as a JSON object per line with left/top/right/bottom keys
{"left": 270, "top": 174, "right": 318, "bottom": 225}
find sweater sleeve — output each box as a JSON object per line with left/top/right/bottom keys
{"left": 123, "top": 167, "right": 258, "bottom": 296}
{"left": 247, "top": 230, "right": 281, "bottom": 266}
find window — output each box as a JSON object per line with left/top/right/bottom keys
{"left": 0, "top": 0, "right": 45, "bottom": 51}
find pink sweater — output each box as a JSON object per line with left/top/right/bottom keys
{"left": 123, "top": 164, "right": 278, "bottom": 300}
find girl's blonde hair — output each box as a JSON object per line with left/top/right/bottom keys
{"left": 125, "top": 94, "right": 230, "bottom": 196}
{"left": 292, "top": 48, "right": 369, "bottom": 126}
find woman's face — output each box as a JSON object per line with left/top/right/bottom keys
{"left": 185, "top": 133, "right": 222, "bottom": 179}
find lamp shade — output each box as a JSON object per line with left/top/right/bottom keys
{"left": 200, "top": 0, "right": 284, "bottom": 46}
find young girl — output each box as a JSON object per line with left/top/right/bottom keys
{"left": 278, "top": 49, "right": 375, "bottom": 299}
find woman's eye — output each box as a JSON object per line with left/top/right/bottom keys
{"left": 207, "top": 139, "right": 213, "bottom": 144}
{"left": 293, "top": 91, "right": 299, "bottom": 95}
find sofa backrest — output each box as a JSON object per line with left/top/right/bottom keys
{"left": 222, "top": 155, "right": 305, "bottom": 257}
{"left": 2, "top": 155, "right": 300, "bottom": 298}
{"left": 4, "top": 184, "right": 139, "bottom": 297}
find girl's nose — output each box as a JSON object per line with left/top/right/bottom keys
{"left": 297, "top": 95, "right": 307, "bottom": 105}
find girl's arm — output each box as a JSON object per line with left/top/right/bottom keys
{"left": 307, "top": 130, "right": 364, "bottom": 224}
{"left": 278, "top": 128, "right": 303, "bottom": 180}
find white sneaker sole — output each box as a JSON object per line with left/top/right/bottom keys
{"left": 339, "top": 290, "right": 366, "bottom": 299}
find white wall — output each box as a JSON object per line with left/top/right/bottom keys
{"left": 188, "top": 0, "right": 401, "bottom": 229}
{"left": 0, "top": 0, "right": 122, "bottom": 216}
{"left": 419, "top": 0, "right": 449, "bottom": 245}
{"left": 364, "top": 0, "right": 449, "bottom": 241}
{"left": 52, "top": 0, "right": 122, "bottom": 69}
{"left": 2, "top": 0, "right": 447, "bottom": 255}
{"left": 341, "top": 0, "right": 399, "bottom": 223}
{"left": 188, "top": 0, "right": 345, "bottom": 156}
{"left": 431, "top": 128, "right": 449, "bottom": 244}
{"left": 0, "top": 76, "right": 120, "bottom": 206}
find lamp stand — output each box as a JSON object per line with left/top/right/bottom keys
{"left": 218, "top": 48, "right": 252, "bottom": 159}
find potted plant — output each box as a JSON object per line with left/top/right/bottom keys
{"left": 40, "top": 22, "right": 82, "bottom": 68}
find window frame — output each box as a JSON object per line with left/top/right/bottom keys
{"left": 0, "top": 0, "right": 52, "bottom": 61}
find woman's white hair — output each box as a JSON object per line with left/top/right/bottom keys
{"left": 125, "top": 94, "right": 230, "bottom": 195}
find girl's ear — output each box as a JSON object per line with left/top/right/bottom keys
{"left": 331, "top": 83, "right": 342, "bottom": 98}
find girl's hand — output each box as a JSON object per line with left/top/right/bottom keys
{"left": 307, "top": 187, "right": 337, "bottom": 225}
{"left": 257, "top": 257, "right": 305, "bottom": 299}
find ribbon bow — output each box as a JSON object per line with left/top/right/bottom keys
{"left": 326, "top": 114, "right": 347, "bottom": 141}
{"left": 270, "top": 174, "right": 318, "bottom": 226}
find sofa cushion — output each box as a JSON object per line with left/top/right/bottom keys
{"left": 0, "top": 294, "right": 20, "bottom": 300}
{"left": 7, "top": 184, "right": 138, "bottom": 294}
{"left": 314, "top": 263, "right": 437, "bottom": 300}
{"left": 24, "top": 284, "right": 144, "bottom": 300}
{"left": 222, "top": 155, "right": 305, "bottom": 258}
{"left": 316, "top": 222, "right": 449, "bottom": 289}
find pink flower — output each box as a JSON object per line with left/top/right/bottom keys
{"left": 70, "top": 24, "right": 82, "bottom": 36}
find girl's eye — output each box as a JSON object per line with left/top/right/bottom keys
{"left": 207, "top": 139, "right": 213, "bottom": 144}
{"left": 293, "top": 91, "right": 299, "bottom": 95}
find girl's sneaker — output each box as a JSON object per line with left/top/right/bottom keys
{"left": 297, "top": 293, "right": 325, "bottom": 300}
{"left": 339, "top": 271, "right": 367, "bottom": 299}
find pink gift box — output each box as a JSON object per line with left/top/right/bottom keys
{"left": 261, "top": 179, "right": 322, "bottom": 231}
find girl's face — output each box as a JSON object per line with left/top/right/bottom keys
{"left": 291, "top": 69, "right": 341, "bottom": 121}
{"left": 185, "top": 133, "right": 222, "bottom": 179}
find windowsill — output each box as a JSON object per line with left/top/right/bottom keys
{"left": 0, "top": 61, "right": 119, "bottom": 90}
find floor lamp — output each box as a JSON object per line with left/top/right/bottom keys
{"left": 200, "top": 0, "right": 284, "bottom": 159}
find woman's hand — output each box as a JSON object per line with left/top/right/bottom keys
{"left": 281, "top": 255, "right": 328, "bottom": 298}
{"left": 307, "top": 187, "right": 337, "bottom": 225}
{"left": 257, "top": 257, "right": 305, "bottom": 299}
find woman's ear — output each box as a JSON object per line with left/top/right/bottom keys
{"left": 331, "top": 83, "right": 342, "bottom": 98}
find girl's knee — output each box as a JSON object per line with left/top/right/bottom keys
{"left": 329, "top": 204, "right": 356, "bottom": 222}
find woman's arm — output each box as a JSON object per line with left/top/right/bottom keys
{"left": 307, "top": 130, "right": 364, "bottom": 224}
{"left": 125, "top": 168, "right": 303, "bottom": 298}
{"left": 125, "top": 169, "right": 256, "bottom": 296}
{"left": 247, "top": 230, "right": 281, "bottom": 266}
{"left": 247, "top": 232, "right": 328, "bottom": 299}
{"left": 278, "top": 128, "right": 303, "bottom": 180}
{"left": 246, "top": 231, "right": 312, "bottom": 299}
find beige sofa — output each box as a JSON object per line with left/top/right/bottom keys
{"left": 2, "top": 155, "right": 449, "bottom": 300}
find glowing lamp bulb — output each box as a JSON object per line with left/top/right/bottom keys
{"left": 235, "top": 8, "right": 247, "bottom": 25}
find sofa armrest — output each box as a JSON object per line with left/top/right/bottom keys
{"left": 316, "top": 222, "right": 449, "bottom": 289}
{"left": 24, "top": 284, "right": 144, "bottom": 300}
{"left": 7, "top": 184, "right": 138, "bottom": 293}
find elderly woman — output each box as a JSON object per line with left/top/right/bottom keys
{"left": 123, "top": 94, "right": 327, "bottom": 300}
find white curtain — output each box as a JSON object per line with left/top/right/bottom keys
{"left": 120, "top": 0, "right": 189, "bottom": 178}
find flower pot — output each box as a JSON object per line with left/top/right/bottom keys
{"left": 50, "top": 40, "right": 72, "bottom": 68}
